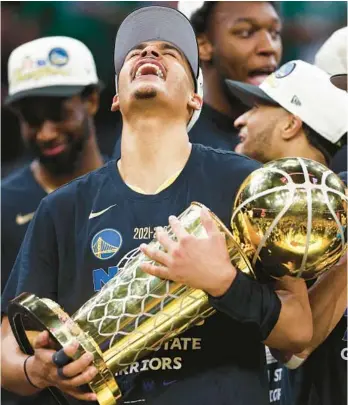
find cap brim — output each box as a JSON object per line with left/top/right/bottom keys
{"left": 225, "top": 79, "right": 279, "bottom": 108}
{"left": 4, "top": 82, "right": 103, "bottom": 106}
{"left": 330, "top": 74, "right": 347, "bottom": 92}
{"left": 114, "top": 6, "right": 199, "bottom": 77}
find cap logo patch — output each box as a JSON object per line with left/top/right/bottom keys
{"left": 48, "top": 47, "right": 69, "bottom": 67}
{"left": 274, "top": 62, "right": 296, "bottom": 79}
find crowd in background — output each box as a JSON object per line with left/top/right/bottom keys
{"left": 1, "top": 1, "right": 347, "bottom": 177}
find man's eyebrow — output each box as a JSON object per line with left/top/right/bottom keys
{"left": 232, "top": 17, "right": 282, "bottom": 27}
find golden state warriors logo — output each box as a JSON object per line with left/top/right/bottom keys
{"left": 49, "top": 47, "right": 69, "bottom": 67}
{"left": 91, "top": 228, "right": 122, "bottom": 260}
{"left": 274, "top": 61, "right": 296, "bottom": 79}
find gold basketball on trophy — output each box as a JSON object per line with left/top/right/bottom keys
{"left": 231, "top": 157, "right": 348, "bottom": 280}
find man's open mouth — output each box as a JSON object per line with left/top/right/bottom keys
{"left": 133, "top": 60, "right": 166, "bottom": 81}
{"left": 247, "top": 66, "right": 276, "bottom": 85}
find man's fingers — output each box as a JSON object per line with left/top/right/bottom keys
{"left": 169, "top": 216, "right": 189, "bottom": 240}
{"left": 61, "top": 365, "right": 98, "bottom": 388}
{"left": 52, "top": 341, "right": 79, "bottom": 367}
{"left": 156, "top": 227, "right": 175, "bottom": 252}
{"left": 64, "top": 388, "right": 97, "bottom": 402}
{"left": 140, "top": 243, "right": 170, "bottom": 267}
{"left": 140, "top": 262, "right": 170, "bottom": 280}
{"left": 59, "top": 352, "right": 94, "bottom": 379}
{"left": 33, "top": 330, "right": 50, "bottom": 349}
{"left": 200, "top": 207, "right": 220, "bottom": 236}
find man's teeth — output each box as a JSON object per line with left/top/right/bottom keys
{"left": 135, "top": 63, "right": 164, "bottom": 79}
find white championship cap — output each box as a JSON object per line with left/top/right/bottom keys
{"left": 177, "top": 1, "right": 204, "bottom": 20}
{"left": 315, "top": 27, "right": 347, "bottom": 75}
{"left": 5, "top": 36, "right": 100, "bottom": 105}
{"left": 226, "top": 60, "right": 348, "bottom": 145}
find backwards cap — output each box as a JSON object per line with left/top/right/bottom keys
{"left": 114, "top": 6, "right": 203, "bottom": 131}
{"left": 226, "top": 60, "right": 348, "bottom": 145}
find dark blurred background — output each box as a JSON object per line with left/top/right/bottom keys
{"left": 1, "top": 1, "right": 347, "bottom": 177}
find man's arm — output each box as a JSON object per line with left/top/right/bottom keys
{"left": 1, "top": 198, "right": 97, "bottom": 401}
{"left": 139, "top": 208, "right": 312, "bottom": 352}
{"left": 272, "top": 255, "right": 347, "bottom": 368}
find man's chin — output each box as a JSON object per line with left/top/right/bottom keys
{"left": 134, "top": 88, "right": 158, "bottom": 99}
{"left": 38, "top": 152, "right": 78, "bottom": 176}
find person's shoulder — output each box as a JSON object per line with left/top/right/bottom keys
{"left": 193, "top": 143, "right": 261, "bottom": 172}
{"left": 44, "top": 161, "right": 113, "bottom": 208}
{"left": 1, "top": 165, "right": 33, "bottom": 190}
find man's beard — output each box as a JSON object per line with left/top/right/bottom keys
{"left": 29, "top": 117, "right": 90, "bottom": 176}
{"left": 134, "top": 86, "right": 158, "bottom": 100}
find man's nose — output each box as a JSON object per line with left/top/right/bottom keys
{"left": 234, "top": 111, "right": 249, "bottom": 129}
{"left": 140, "top": 45, "right": 160, "bottom": 59}
{"left": 36, "top": 120, "right": 60, "bottom": 142}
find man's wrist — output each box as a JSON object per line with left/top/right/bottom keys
{"left": 25, "top": 355, "right": 45, "bottom": 390}
{"left": 205, "top": 264, "right": 237, "bottom": 297}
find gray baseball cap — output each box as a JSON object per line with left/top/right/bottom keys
{"left": 114, "top": 6, "right": 199, "bottom": 78}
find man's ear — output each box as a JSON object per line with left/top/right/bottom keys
{"left": 85, "top": 90, "right": 100, "bottom": 116}
{"left": 111, "top": 94, "right": 120, "bottom": 112}
{"left": 197, "top": 34, "right": 213, "bottom": 63}
{"left": 188, "top": 93, "right": 203, "bottom": 112}
{"left": 282, "top": 113, "right": 303, "bottom": 140}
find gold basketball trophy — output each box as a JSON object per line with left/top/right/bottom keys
{"left": 8, "top": 157, "right": 347, "bottom": 405}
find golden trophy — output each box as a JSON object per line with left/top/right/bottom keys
{"left": 8, "top": 202, "right": 253, "bottom": 405}
{"left": 232, "top": 157, "right": 347, "bottom": 279}
{"left": 8, "top": 157, "right": 347, "bottom": 404}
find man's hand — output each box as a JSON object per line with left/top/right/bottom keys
{"left": 26, "top": 330, "right": 98, "bottom": 401}
{"left": 140, "top": 207, "right": 236, "bottom": 297}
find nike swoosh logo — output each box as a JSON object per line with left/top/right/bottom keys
{"left": 16, "top": 212, "right": 35, "bottom": 225}
{"left": 163, "top": 380, "right": 177, "bottom": 387}
{"left": 89, "top": 204, "right": 117, "bottom": 219}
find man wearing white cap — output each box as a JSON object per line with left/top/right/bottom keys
{"left": 2, "top": 37, "right": 105, "bottom": 290}
{"left": 2, "top": 7, "right": 312, "bottom": 405}
{"left": 315, "top": 27, "right": 348, "bottom": 175}
{"left": 1, "top": 36, "right": 105, "bottom": 405}
{"left": 227, "top": 61, "right": 348, "bottom": 405}
{"left": 228, "top": 60, "right": 347, "bottom": 167}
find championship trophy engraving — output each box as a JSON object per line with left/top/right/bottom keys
{"left": 8, "top": 158, "right": 347, "bottom": 405}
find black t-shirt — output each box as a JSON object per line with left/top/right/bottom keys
{"left": 2, "top": 144, "right": 272, "bottom": 405}
{"left": 330, "top": 145, "right": 347, "bottom": 174}
{"left": 266, "top": 347, "right": 283, "bottom": 404}
{"left": 112, "top": 104, "right": 239, "bottom": 160}
{"left": 1, "top": 165, "right": 47, "bottom": 291}
{"left": 280, "top": 171, "right": 347, "bottom": 405}
{"left": 1, "top": 167, "right": 48, "bottom": 405}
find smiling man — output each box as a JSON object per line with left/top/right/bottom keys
{"left": 184, "top": 1, "right": 282, "bottom": 150}
{"left": 2, "top": 7, "right": 312, "bottom": 405}
{"left": 1, "top": 37, "right": 104, "bottom": 291}
{"left": 1, "top": 36, "right": 104, "bottom": 405}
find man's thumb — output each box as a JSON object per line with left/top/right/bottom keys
{"left": 33, "top": 330, "right": 50, "bottom": 349}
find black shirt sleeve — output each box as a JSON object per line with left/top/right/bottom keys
{"left": 2, "top": 198, "right": 59, "bottom": 314}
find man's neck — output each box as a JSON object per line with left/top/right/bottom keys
{"left": 279, "top": 142, "right": 327, "bottom": 167}
{"left": 32, "top": 135, "right": 104, "bottom": 193}
{"left": 203, "top": 70, "right": 246, "bottom": 121}
{"left": 119, "top": 117, "right": 191, "bottom": 194}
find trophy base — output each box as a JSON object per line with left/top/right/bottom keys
{"left": 8, "top": 293, "right": 122, "bottom": 405}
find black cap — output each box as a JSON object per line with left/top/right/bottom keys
{"left": 114, "top": 6, "right": 199, "bottom": 78}
{"left": 225, "top": 79, "right": 279, "bottom": 108}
